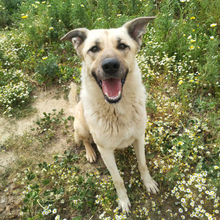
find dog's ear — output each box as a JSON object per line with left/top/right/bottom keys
{"left": 61, "top": 28, "right": 88, "bottom": 55}
{"left": 123, "top": 17, "right": 155, "bottom": 46}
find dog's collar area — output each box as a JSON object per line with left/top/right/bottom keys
{"left": 92, "top": 71, "right": 128, "bottom": 104}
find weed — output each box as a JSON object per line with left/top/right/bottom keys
{"left": 0, "top": 68, "right": 33, "bottom": 117}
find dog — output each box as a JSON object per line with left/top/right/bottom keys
{"left": 61, "top": 17, "right": 159, "bottom": 213}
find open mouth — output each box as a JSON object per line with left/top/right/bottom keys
{"left": 92, "top": 72, "right": 127, "bottom": 103}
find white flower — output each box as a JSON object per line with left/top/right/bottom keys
{"left": 55, "top": 215, "right": 60, "bottom": 220}
{"left": 19, "top": 211, "right": 24, "bottom": 216}
{"left": 179, "top": 208, "right": 183, "bottom": 213}
{"left": 181, "top": 198, "right": 186, "bottom": 203}
{"left": 210, "top": 23, "right": 217, "bottom": 27}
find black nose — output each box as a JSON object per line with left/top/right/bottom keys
{"left": 102, "top": 58, "right": 120, "bottom": 74}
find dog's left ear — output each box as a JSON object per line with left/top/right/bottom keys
{"left": 123, "top": 17, "right": 155, "bottom": 46}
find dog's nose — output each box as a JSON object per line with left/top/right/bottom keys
{"left": 102, "top": 58, "right": 120, "bottom": 74}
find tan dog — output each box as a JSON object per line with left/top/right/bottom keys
{"left": 61, "top": 17, "right": 159, "bottom": 213}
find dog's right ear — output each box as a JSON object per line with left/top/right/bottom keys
{"left": 61, "top": 28, "right": 88, "bottom": 55}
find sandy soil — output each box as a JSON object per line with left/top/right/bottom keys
{"left": 0, "top": 87, "right": 75, "bottom": 218}
{"left": 0, "top": 87, "right": 71, "bottom": 171}
{"left": 0, "top": 87, "right": 70, "bottom": 144}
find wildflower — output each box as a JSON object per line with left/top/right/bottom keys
{"left": 181, "top": 215, "right": 185, "bottom": 219}
{"left": 99, "top": 211, "right": 106, "bottom": 219}
{"left": 210, "top": 23, "right": 217, "bottom": 27}
{"left": 179, "top": 80, "right": 183, "bottom": 85}
{"left": 210, "top": 36, "right": 214, "bottom": 40}
{"left": 73, "top": 200, "right": 78, "bottom": 204}
{"left": 42, "top": 56, "right": 48, "bottom": 60}
{"left": 61, "top": 199, "right": 65, "bottom": 203}
{"left": 52, "top": 209, "right": 57, "bottom": 214}
{"left": 190, "top": 45, "right": 195, "bottom": 50}
{"left": 49, "top": 27, "right": 54, "bottom": 30}
{"left": 179, "top": 208, "right": 183, "bottom": 213}
{"left": 190, "top": 201, "right": 194, "bottom": 207}
{"left": 181, "top": 198, "right": 186, "bottom": 203}
{"left": 190, "top": 16, "right": 195, "bottom": 20}
{"left": 21, "top": 15, "right": 28, "bottom": 19}
{"left": 214, "top": 165, "right": 219, "bottom": 170}
{"left": 55, "top": 215, "right": 60, "bottom": 220}
{"left": 80, "top": 4, "right": 84, "bottom": 7}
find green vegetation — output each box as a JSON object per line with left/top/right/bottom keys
{"left": 0, "top": 0, "right": 219, "bottom": 219}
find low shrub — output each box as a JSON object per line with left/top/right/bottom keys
{"left": 0, "top": 68, "right": 32, "bottom": 116}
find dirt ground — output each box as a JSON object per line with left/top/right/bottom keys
{"left": 0, "top": 87, "right": 70, "bottom": 144}
{"left": 0, "top": 87, "right": 71, "bottom": 168}
{"left": 0, "top": 87, "right": 73, "bottom": 218}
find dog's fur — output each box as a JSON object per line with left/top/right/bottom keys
{"left": 61, "top": 17, "right": 159, "bottom": 213}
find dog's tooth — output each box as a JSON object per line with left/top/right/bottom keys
{"left": 105, "top": 90, "right": 121, "bottom": 101}
{"left": 117, "top": 91, "right": 121, "bottom": 98}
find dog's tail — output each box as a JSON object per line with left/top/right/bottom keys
{"left": 69, "top": 82, "right": 78, "bottom": 116}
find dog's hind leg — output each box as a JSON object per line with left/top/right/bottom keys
{"left": 74, "top": 101, "right": 97, "bottom": 163}
{"left": 133, "top": 134, "right": 159, "bottom": 194}
{"left": 98, "top": 146, "right": 131, "bottom": 214}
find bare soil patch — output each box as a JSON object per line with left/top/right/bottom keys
{"left": 0, "top": 86, "right": 74, "bottom": 218}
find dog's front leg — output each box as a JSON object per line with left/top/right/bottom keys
{"left": 133, "top": 134, "right": 159, "bottom": 194}
{"left": 98, "top": 146, "right": 131, "bottom": 213}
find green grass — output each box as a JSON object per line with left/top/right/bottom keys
{"left": 0, "top": 0, "right": 220, "bottom": 219}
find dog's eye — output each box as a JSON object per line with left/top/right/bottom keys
{"left": 117, "top": 43, "right": 128, "bottom": 50}
{"left": 89, "top": 46, "right": 100, "bottom": 53}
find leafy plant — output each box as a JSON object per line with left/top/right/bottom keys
{"left": 0, "top": 68, "right": 32, "bottom": 116}
{"left": 34, "top": 54, "right": 61, "bottom": 85}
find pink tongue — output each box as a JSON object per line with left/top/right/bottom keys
{"left": 102, "top": 78, "right": 121, "bottom": 98}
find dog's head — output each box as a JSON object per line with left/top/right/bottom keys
{"left": 61, "top": 17, "right": 155, "bottom": 103}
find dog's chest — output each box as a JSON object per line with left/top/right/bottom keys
{"left": 84, "top": 100, "right": 146, "bottom": 149}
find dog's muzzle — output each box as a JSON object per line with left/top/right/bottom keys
{"left": 92, "top": 58, "right": 127, "bottom": 104}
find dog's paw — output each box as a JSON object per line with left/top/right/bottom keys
{"left": 86, "top": 147, "right": 97, "bottom": 163}
{"left": 118, "top": 196, "right": 131, "bottom": 214}
{"left": 142, "top": 175, "right": 159, "bottom": 194}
